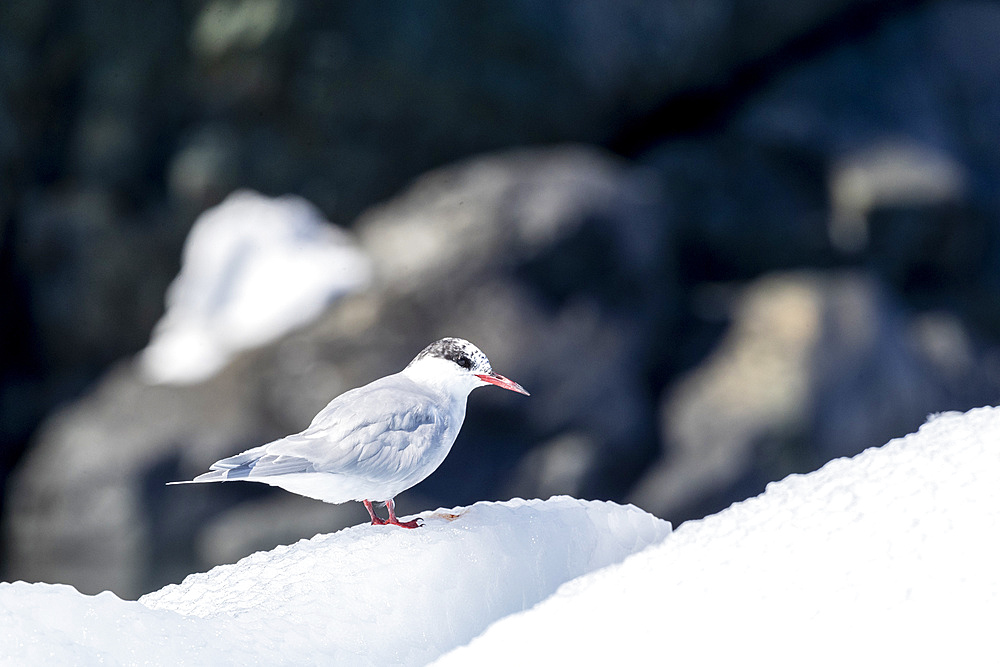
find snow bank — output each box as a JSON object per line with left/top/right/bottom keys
{"left": 138, "top": 190, "right": 371, "bottom": 384}
{"left": 1, "top": 498, "right": 669, "bottom": 665}
{"left": 436, "top": 407, "right": 1000, "bottom": 665}
{"left": 0, "top": 582, "right": 256, "bottom": 664}
{"left": 5, "top": 407, "right": 999, "bottom": 665}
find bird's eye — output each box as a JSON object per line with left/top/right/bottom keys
{"left": 456, "top": 355, "right": 472, "bottom": 370}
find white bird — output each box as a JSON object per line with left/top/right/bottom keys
{"left": 169, "top": 338, "right": 529, "bottom": 528}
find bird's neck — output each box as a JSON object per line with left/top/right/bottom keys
{"left": 400, "top": 359, "right": 477, "bottom": 404}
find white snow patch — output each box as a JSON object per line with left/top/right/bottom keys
{"left": 0, "top": 582, "right": 257, "bottom": 664}
{"left": 1, "top": 497, "right": 669, "bottom": 665}
{"left": 435, "top": 406, "right": 1000, "bottom": 665}
{"left": 6, "top": 406, "right": 1000, "bottom": 665}
{"left": 138, "top": 190, "right": 371, "bottom": 385}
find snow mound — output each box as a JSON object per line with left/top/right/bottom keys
{"left": 138, "top": 190, "right": 371, "bottom": 385}
{"left": 435, "top": 407, "right": 1000, "bottom": 665}
{"left": 1, "top": 498, "right": 670, "bottom": 665}
{"left": 7, "top": 407, "right": 999, "bottom": 665}
{"left": 0, "top": 582, "right": 252, "bottom": 664}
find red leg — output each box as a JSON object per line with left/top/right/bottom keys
{"left": 386, "top": 498, "right": 421, "bottom": 529}
{"left": 363, "top": 499, "right": 387, "bottom": 526}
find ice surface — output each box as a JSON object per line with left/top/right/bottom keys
{"left": 0, "top": 582, "right": 262, "bottom": 664}
{"left": 1, "top": 497, "right": 669, "bottom": 665}
{"left": 6, "top": 407, "right": 999, "bottom": 665}
{"left": 435, "top": 407, "right": 1000, "bottom": 665}
{"left": 138, "top": 190, "right": 371, "bottom": 384}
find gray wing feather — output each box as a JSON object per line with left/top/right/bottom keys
{"left": 169, "top": 443, "right": 317, "bottom": 483}
{"left": 266, "top": 376, "right": 449, "bottom": 480}
{"left": 173, "top": 373, "right": 451, "bottom": 486}
{"left": 217, "top": 453, "right": 318, "bottom": 478}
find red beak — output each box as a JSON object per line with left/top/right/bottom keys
{"left": 475, "top": 372, "right": 530, "bottom": 396}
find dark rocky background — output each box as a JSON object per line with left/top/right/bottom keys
{"left": 3, "top": 0, "right": 1000, "bottom": 598}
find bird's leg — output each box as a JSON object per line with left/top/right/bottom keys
{"left": 385, "top": 498, "right": 421, "bottom": 529}
{"left": 363, "top": 499, "right": 387, "bottom": 526}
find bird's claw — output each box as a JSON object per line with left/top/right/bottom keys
{"left": 365, "top": 499, "right": 422, "bottom": 528}
{"left": 370, "top": 516, "right": 421, "bottom": 529}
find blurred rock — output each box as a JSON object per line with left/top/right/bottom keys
{"left": 166, "top": 126, "right": 242, "bottom": 211}
{"left": 4, "top": 146, "right": 674, "bottom": 597}
{"left": 4, "top": 357, "right": 282, "bottom": 596}
{"left": 633, "top": 2, "right": 1000, "bottom": 305}
{"left": 733, "top": 1, "right": 1000, "bottom": 319}
{"left": 629, "top": 270, "right": 1000, "bottom": 522}
{"left": 191, "top": 0, "right": 295, "bottom": 61}
{"left": 13, "top": 189, "right": 175, "bottom": 377}
{"left": 827, "top": 138, "right": 969, "bottom": 253}
{"left": 0, "top": 0, "right": 190, "bottom": 519}
{"left": 641, "top": 138, "right": 833, "bottom": 280}
{"left": 0, "top": 0, "right": 888, "bottom": 512}
{"left": 183, "top": 0, "right": 882, "bottom": 222}
{"left": 8, "top": 0, "right": 1000, "bottom": 602}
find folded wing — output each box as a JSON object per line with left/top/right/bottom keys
{"left": 171, "top": 373, "right": 452, "bottom": 493}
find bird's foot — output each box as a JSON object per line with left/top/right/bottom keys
{"left": 364, "top": 498, "right": 422, "bottom": 528}
{"left": 364, "top": 499, "right": 387, "bottom": 526}
{"left": 385, "top": 498, "right": 422, "bottom": 528}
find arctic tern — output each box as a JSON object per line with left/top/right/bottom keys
{"left": 169, "top": 338, "right": 529, "bottom": 528}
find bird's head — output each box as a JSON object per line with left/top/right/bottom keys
{"left": 403, "top": 337, "right": 529, "bottom": 397}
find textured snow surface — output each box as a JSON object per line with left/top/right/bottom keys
{"left": 0, "top": 583, "right": 252, "bottom": 664}
{"left": 5, "top": 407, "right": 999, "bottom": 665}
{"left": 1, "top": 498, "right": 670, "bottom": 665}
{"left": 436, "top": 407, "right": 1000, "bottom": 666}
{"left": 138, "top": 190, "right": 371, "bottom": 384}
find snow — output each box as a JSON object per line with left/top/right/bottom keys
{"left": 4, "top": 406, "right": 999, "bottom": 665}
{"left": 435, "top": 407, "right": 1000, "bottom": 665}
{"left": 138, "top": 190, "right": 371, "bottom": 384}
{"left": 0, "top": 583, "right": 250, "bottom": 664}
{"left": 1, "top": 498, "right": 669, "bottom": 665}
